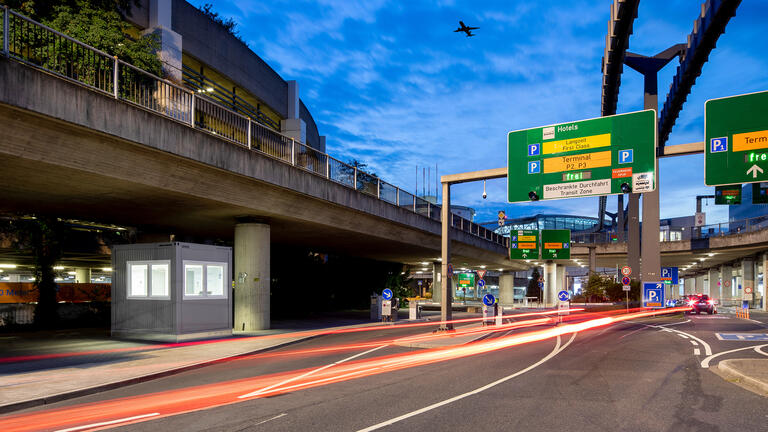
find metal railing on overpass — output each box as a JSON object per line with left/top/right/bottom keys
{"left": 571, "top": 214, "right": 768, "bottom": 245}
{"left": 0, "top": 8, "right": 508, "bottom": 249}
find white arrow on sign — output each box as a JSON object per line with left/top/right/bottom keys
{"left": 747, "top": 164, "right": 764, "bottom": 178}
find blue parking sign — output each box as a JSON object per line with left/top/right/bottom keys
{"left": 528, "top": 143, "right": 540, "bottom": 156}
{"left": 643, "top": 282, "right": 664, "bottom": 308}
{"left": 618, "top": 149, "right": 633, "bottom": 164}
{"left": 528, "top": 161, "right": 540, "bottom": 174}
{"left": 710, "top": 137, "right": 728, "bottom": 153}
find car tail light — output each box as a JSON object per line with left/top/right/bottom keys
{"left": 707, "top": 300, "right": 714, "bottom": 305}
{"left": 688, "top": 300, "right": 696, "bottom": 306}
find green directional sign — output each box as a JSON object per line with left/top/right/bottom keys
{"left": 541, "top": 229, "right": 571, "bottom": 260}
{"left": 705, "top": 91, "right": 768, "bottom": 186}
{"left": 456, "top": 273, "right": 475, "bottom": 289}
{"left": 507, "top": 110, "right": 656, "bottom": 203}
{"left": 509, "top": 230, "right": 539, "bottom": 260}
{"left": 715, "top": 185, "right": 742, "bottom": 205}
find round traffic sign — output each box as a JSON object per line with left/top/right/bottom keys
{"left": 482, "top": 293, "right": 495, "bottom": 306}
{"left": 745, "top": 286, "right": 753, "bottom": 294}
{"left": 538, "top": 281, "right": 544, "bottom": 289}
{"left": 478, "top": 279, "right": 486, "bottom": 288}
{"left": 447, "top": 263, "right": 454, "bottom": 277}
{"left": 382, "top": 288, "right": 393, "bottom": 300}
{"left": 725, "top": 280, "right": 731, "bottom": 288}
{"left": 621, "top": 266, "right": 632, "bottom": 276}
{"left": 621, "top": 276, "right": 631, "bottom": 285}
{"left": 557, "top": 290, "right": 570, "bottom": 302}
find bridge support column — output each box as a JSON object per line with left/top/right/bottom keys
{"left": 431, "top": 262, "right": 441, "bottom": 304}
{"left": 588, "top": 247, "right": 596, "bottom": 275}
{"left": 684, "top": 277, "right": 695, "bottom": 295}
{"left": 706, "top": 269, "right": 718, "bottom": 297}
{"left": 75, "top": 268, "right": 91, "bottom": 284}
{"left": 695, "top": 275, "right": 705, "bottom": 295}
{"left": 499, "top": 273, "right": 515, "bottom": 307}
{"left": 234, "top": 222, "right": 270, "bottom": 331}
{"left": 762, "top": 254, "right": 768, "bottom": 311}
{"left": 543, "top": 261, "right": 557, "bottom": 307}
{"left": 720, "top": 265, "right": 732, "bottom": 301}
{"left": 742, "top": 259, "right": 754, "bottom": 308}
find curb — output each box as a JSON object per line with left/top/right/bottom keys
{"left": 716, "top": 359, "right": 768, "bottom": 397}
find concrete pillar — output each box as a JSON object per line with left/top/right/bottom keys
{"left": 720, "top": 265, "right": 733, "bottom": 301}
{"left": 695, "top": 275, "right": 705, "bottom": 295}
{"left": 543, "top": 261, "right": 557, "bottom": 307}
{"left": 431, "top": 262, "right": 441, "bottom": 304}
{"left": 75, "top": 268, "right": 91, "bottom": 284}
{"left": 617, "top": 193, "right": 625, "bottom": 242}
{"left": 280, "top": 80, "right": 307, "bottom": 143}
{"left": 588, "top": 247, "right": 596, "bottom": 274}
{"left": 706, "top": 269, "right": 718, "bottom": 297}
{"left": 556, "top": 265, "right": 566, "bottom": 294}
{"left": 234, "top": 222, "right": 270, "bottom": 331}
{"left": 499, "top": 273, "right": 515, "bottom": 306}
{"left": 685, "top": 277, "right": 695, "bottom": 295}
{"left": 143, "top": 0, "right": 182, "bottom": 82}
{"left": 440, "top": 182, "right": 453, "bottom": 329}
{"left": 742, "top": 259, "right": 754, "bottom": 308}
{"left": 762, "top": 255, "right": 768, "bottom": 311}
{"left": 627, "top": 194, "right": 640, "bottom": 277}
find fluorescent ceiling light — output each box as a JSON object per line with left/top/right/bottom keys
{"left": 0, "top": 264, "right": 17, "bottom": 269}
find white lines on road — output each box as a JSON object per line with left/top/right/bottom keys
{"left": 690, "top": 340, "right": 699, "bottom": 346}
{"left": 755, "top": 346, "right": 768, "bottom": 357}
{"left": 701, "top": 344, "right": 768, "bottom": 368}
{"left": 55, "top": 413, "right": 159, "bottom": 432}
{"left": 694, "top": 349, "right": 701, "bottom": 356}
{"left": 678, "top": 334, "right": 689, "bottom": 339}
{"left": 253, "top": 413, "right": 287, "bottom": 426}
{"left": 238, "top": 345, "right": 388, "bottom": 399}
{"left": 356, "top": 333, "right": 577, "bottom": 432}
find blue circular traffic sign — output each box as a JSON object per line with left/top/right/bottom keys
{"left": 478, "top": 279, "right": 486, "bottom": 288}
{"left": 621, "top": 276, "right": 631, "bottom": 285}
{"left": 557, "top": 290, "right": 570, "bottom": 302}
{"left": 538, "top": 281, "right": 544, "bottom": 289}
{"left": 382, "top": 288, "right": 393, "bottom": 300}
{"left": 483, "top": 293, "right": 495, "bottom": 306}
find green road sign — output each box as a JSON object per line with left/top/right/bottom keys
{"left": 541, "top": 229, "right": 571, "bottom": 260}
{"left": 705, "top": 91, "right": 768, "bottom": 186}
{"left": 509, "top": 230, "right": 539, "bottom": 260}
{"left": 456, "top": 273, "right": 475, "bottom": 288}
{"left": 507, "top": 110, "right": 656, "bottom": 203}
{"left": 715, "top": 184, "right": 742, "bottom": 205}
{"left": 753, "top": 183, "right": 768, "bottom": 204}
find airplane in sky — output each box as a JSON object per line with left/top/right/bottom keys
{"left": 454, "top": 20, "right": 479, "bottom": 37}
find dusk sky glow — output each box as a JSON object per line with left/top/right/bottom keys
{"left": 191, "top": 1, "right": 768, "bottom": 224}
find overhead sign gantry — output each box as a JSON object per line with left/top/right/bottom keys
{"left": 507, "top": 110, "right": 657, "bottom": 203}
{"left": 705, "top": 90, "right": 768, "bottom": 186}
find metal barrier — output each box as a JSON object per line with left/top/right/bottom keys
{"left": 0, "top": 7, "right": 508, "bottom": 248}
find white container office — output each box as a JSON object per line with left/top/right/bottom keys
{"left": 111, "top": 242, "right": 232, "bottom": 342}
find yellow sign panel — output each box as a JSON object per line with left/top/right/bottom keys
{"left": 544, "top": 242, "right": 562, "bottom": 249}
{"left": 733, "top": 129, "right": 768, "bottom": 152}
{"left": 518, "top": 235, "right": 536, "bottom": 242}
{"left": 543, "top": 150, "right": 612, "bottom": 174}
{"left": 542, "top": 133, "right": 611, "bottom": 155}
{"left": 518, "top": 242, "right": 537, "bottom": 249}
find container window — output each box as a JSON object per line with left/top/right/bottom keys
{"left": 127, "top": 261, "right": 170, "bottom": 299}
{"left": 185, "top": 264, "right": 204, "bottom": 296}
{"left": 207, "top": 265, "right": 224, "bottom": 296}
{"left": 129, "top": 264, "right": 147, "bottom": 297}
{"left": 183, "top": 261, "right": 228, "bottom": 299}
{"left": 151, "top": 264, "right": 169, "bottom": 297}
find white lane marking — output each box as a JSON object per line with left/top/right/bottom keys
{"left": 694, "top": 348, "right": 701, "bottom": 356}
{"left": 55, "top": 413, "right": 159, "bottom": 432}
{"left": 239, "top": 345, "right": 388, "bottom": 399}
{"left": 253, "top": 413, "right": 287, "bottom": 426}
{"left": 627, "top": 320, "right": 713, "bottom": 358}
{"left": 690, "top": 340, "right": 698, "bottom": 346}
{"left": 678, "top": 334, "right": 689, "bottom": 339}
{"left": 356, "top": 333, "right": 576, "bottom": 432}
{"left": 700, "top": 343, "right": 768, "bottom": 368}
{"left": 755, "top": 346, "right": 768, "bottom": 357}
{"left": 657, "top": 320, "right": 691, "bottom": 327}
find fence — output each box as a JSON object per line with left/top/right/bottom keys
{"left": 0, "top": 7, "right": 507, "bottom": 248}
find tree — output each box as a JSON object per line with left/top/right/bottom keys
{"left": 583, "top": 272, "right": 606, "bottom": 303}
{"left": 1, "top": 216, "right": 65, "bottom": 328}
{"left": 384, "top": 267, "right": 413, "bottom": 305}
{"left": 197, "top": 3, "right": 246, "bottom": 45}
{"left": 527, "top": 267, "right": 542, "bottom": 301}
{"left": 3, "top": 0, "right": 161, "bottom": 76}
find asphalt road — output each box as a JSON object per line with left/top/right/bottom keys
{"left": 9, "top": 309, "right": 768, "bottom": 431}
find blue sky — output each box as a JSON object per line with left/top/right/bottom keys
{"left": 192, "top": 0, "right": 768, "bottom": 225}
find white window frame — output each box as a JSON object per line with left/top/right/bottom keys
{"left": 183, "top": 260, "right": 228, "bottom": 300}
{"left": 126, "top": 260, "right": 171, "bottom": 300}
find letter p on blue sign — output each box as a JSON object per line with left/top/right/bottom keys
{"left": 528, "top": 161, "right": 540, "bottom": 174}
{"left": 711, "top": 137, "right": 728, "bottom": 153}
{"left": 618, "top": 149, "right": 633, "bottom": 164}
{"left": 528, "top": 143, "right": 540, "bottom": 156}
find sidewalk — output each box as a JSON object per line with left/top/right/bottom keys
{"left": 0, "top": 319, "right": 399, "bottom": 413}
{"left": 717, "top": 359, "right": 768, "bottom": 397}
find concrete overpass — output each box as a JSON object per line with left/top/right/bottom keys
{"left": 0, "top": 43, "right": 524, "bottom": 329}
